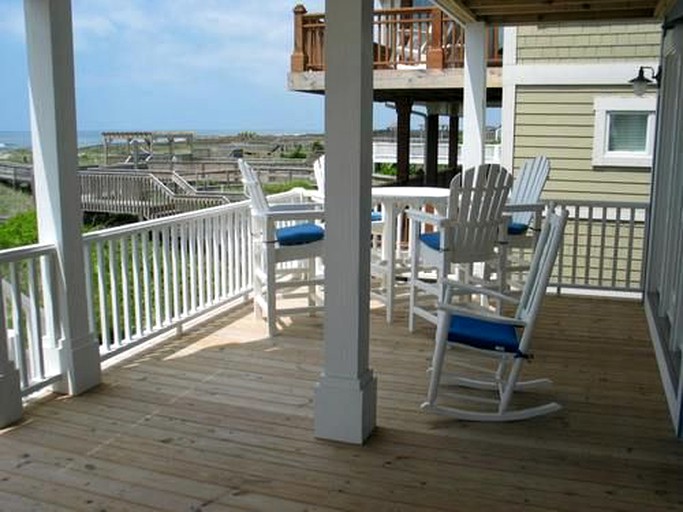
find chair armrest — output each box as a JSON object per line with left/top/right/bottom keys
{"left": 405, "top": 208, "right": 449, "bottom": 227}
{"left": 257, "top": 210, "right": 325, "bottom": 223}
{"left": 444, "top": 278, "right": 520, "bottom": 304}
{"left": 303, "top": 190, "right": 325, "bottom": 203}
{"left": 437, "top": 303, "right": 527, "bottom": 328}
{"left": 504, "top": 202, "right": 545, "bottom": 214}
{"left": 270, "top": 202, "right": 323, "bottom": 212}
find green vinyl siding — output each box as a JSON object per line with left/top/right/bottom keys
{"left": 517, "top": 22, "right": 661, "bottom": 63}
{"left": 513, "top": 85, "right": 652, "bottom": 202}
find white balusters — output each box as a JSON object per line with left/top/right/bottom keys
{"left": 550, "top": 201, "right": 648, "bottom": 293}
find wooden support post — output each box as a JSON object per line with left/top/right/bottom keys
{"left": 24, "top": 0, "right": 101, "bottom": 395}
{"left": 396, "top": 97, "right": 412, "bottom": 183}
{"left": 425, "top": 111, "right": 439, "bottom": 186}
{"left": 291, "top": 4, "right": 307, "bottom": 72}
{"left": 315, "top": 0, "right": 377, "bottom": 445}
{"left": 427, "top": 8, "right": 444, "bottom": 70}
{"left": 448, "top": 107, "right": 459, "bottom": 172}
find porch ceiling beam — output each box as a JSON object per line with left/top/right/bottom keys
{"left": 433, "top": 0, "right": 477, "bottom": 23}
{"left": 433, "top": 0, "right": 661, "bottom": 24}
{"left": 655, "top": 0, "right": 677, "bottom": 17}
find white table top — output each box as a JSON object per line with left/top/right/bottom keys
{"left": 371, "top": 186, "right": 450, "bottom": 200}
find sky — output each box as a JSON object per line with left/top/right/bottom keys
{"left": 0, "top": 0, "right": 499, "bottom": 134}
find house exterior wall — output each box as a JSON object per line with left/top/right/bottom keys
{"left": 516, "top": 22, "right": 661, "bottom": 63}
{"left": 503, "top": 21, "right": 662, "bottom": 202}
{"left": 513, "top": 85, "right": 654, "bottom": 201}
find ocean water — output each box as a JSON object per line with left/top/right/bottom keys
{"left": 0, "top": 130, "right": 105, "bottom": 150}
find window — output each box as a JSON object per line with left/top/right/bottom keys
{"left": 592, "top": 96, "right": 657, "bottom": 168}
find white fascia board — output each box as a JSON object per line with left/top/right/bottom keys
{"left": 502, "top": 27, "right": 517, "bottom": 66}
{"left": 503, "top": 61, "right": 660, "bottom": 86}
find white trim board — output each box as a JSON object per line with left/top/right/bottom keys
{"left": 502, "top": 27, "right": 517, "bottom": 66}
{"left": 503, "top": 62, "right": 660, "bottom": 86}
{"left": 644, "top": 296, "right": 683, "bottom": 437}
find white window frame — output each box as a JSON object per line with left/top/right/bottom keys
{"left": 592, "top": 96, "right": 657, "bottom": 168}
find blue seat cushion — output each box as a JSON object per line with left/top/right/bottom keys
{"left": 371, "top": 211, "right": 383, "bottom": 222}
{"left": 419, "top": 232, "right": 441, "bottom": 251}
{"left": 507, "top": 221, "right": 529, "bottom": 236}
{"left": 448, "top": 314, "right": 520, "bottom": 354}
{"left": 276, "top": 223, "right": 325, "bottom": 246}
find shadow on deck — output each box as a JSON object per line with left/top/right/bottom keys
{"left": 2, "top": 296, "right": 682, "bottom": 511}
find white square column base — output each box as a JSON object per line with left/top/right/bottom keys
{"left": 314, "top": 371, "right": 377, "bottom": 444}
{"left": 0, "top": 367, "right": 23, "bottom": 428}
{"left": 46, "top": 334, "right": 101, "bottom": 396}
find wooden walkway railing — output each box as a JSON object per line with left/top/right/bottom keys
{"left": 291, "top": 5, "right": 502, "bottom": 72}
{"left": 0, "top": 164, "right": 229, "bottom": 220}
{"left": 79, "top": 171, "right": 228, "bottom": 219}
{"left": 0, "top": 162, "right": 33, "bottom": 188}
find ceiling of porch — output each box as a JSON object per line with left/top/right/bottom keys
{"left": 434, "top": 0, "right": 667, "bottom": 25}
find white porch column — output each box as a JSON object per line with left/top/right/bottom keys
{"left": 500, "top": 26, "right": 517, "bottom": 171}
{"left": 314, "top": 0, "right": 377, "bottom": 444}
{"left": 0, "top": 302, "right": 23, "bottom": 427}
{"left": 24, "top": 0, "right": 101, "bottom": 394}
{"left": 462, "top": 22, "right": 487, "bottom": 170}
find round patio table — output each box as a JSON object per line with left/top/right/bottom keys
{"left": 371, "top": 186, "right": 450, "bottom": 323}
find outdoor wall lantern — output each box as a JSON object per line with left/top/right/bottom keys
{"left": 629, "top": 66, "right": 661, "bottom": 96}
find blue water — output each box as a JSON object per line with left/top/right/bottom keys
{"left": 0, "top": 130, "right": 104, "bottom": 150}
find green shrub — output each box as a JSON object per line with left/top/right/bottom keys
{"left": 281, "top": 145, "right": 307, "bottom": 159}
{"left": 0, "top": 210, "right": 38, "bottom": 250}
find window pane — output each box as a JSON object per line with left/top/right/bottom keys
{"left": 608, "top": 113, "right": 648, "bottom": 152}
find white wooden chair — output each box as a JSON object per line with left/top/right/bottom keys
{"left": 311, "top": 154, "right": 325, "bottom": 203}
{"left": 507, "top": 156, "right": 550, "bottom": 235}
{"left": 422, "top": 208, "right": 568, "bottom": 422}
{"left": 311, "top": 153, "right": 384, "bottom": 227}
{"left": 407, "top": 164, "right": 513, "bottom": 331}
{"left": 238, "top": 158, "right": 325, "bottom": 337}
{"left": 503, "top": 156, "right": 551, "bottom": 286}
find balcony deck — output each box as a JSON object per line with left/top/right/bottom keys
{"left": 2, "top": 296, "right": 683, "bottom": 511}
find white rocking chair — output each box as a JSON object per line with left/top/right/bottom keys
{"left": 422, "top": 208, "right": 568, "bottom": 422}
{"left": 238, "top": 158, "right": 325, "bottom": 337}
{"left": 407, "top": 164, "right": 513, "bottom": 331}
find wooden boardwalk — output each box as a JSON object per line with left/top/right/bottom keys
{"left": 1, "top": 296, "right": 682, "bottom": 511}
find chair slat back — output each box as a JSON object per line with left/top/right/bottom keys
{"left": 444, "top": 164, "right": 513, "bottom": 263}
{"left": 238, "top": 158, "right": 269, "bottom": 215}
{"left": 509, "top": 156, "right": 550, "bottom": 226}
{"left": 515, "top": 208, "right": 568, "bottom": 352}
{"left": 313, "top": 154, "right": 325, "bottom": 194}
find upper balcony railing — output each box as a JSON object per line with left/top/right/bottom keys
{"left": 291, "top": 5, "right": 503, "bottom": 72}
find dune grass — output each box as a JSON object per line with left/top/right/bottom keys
{"left": 0, "top": 184, "right": 34, "bottom": 218}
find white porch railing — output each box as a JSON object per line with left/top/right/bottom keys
{"left": 0, "top": 243, "right": 61, "bottom": 396}
{"left": 372, "top": 140, "right": 501, "bottom": 165}
{"left": 0, "top": 194, "right": 649, "bottom": 404}
{"left": 82, "top": 199, "right": 255, "bottom": 360}
{"left": 549, "top": 200, "right": 649, "bottom": 293}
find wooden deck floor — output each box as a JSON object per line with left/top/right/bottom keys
{"left": 2, "top": 296, "right": 683, "bottom": 511}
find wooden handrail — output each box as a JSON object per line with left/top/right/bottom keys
{"left": 291, "top": 5, "right": 503, "bottom": 72}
